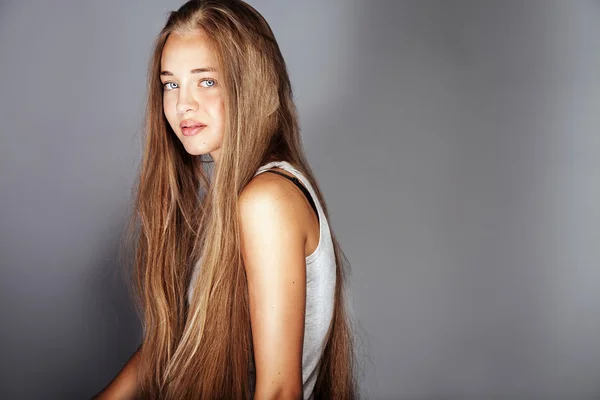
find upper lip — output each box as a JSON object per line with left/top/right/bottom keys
{"left": 180, "top": 119, "right": 206, "bottom": 129}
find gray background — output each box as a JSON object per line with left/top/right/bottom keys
{"left": 1, "top": 1, "right": 599, "bottom": 399}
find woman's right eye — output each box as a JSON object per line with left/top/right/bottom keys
{"left": 163, "top": 82, "right": 178, "bottom": 91}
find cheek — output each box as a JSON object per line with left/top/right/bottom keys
{"left": 212, "top": 99, "right": 225, "bottom": 127}
{"left": 163, "top": 98, "right": 177, "bottom": 127}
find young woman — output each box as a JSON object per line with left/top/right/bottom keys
{"left": 96, "top": 0, "right": 357, "bottom": 398}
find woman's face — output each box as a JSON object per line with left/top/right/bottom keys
{"left": 160, "top": 31, "right": 225, "bottom": 163}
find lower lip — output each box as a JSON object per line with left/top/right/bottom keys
{"left": 182, "top": 125, "right": 206, "bottom": 136}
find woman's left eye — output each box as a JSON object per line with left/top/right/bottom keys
{"left": 200, "top": 79, "right": 216, "bottom": 88}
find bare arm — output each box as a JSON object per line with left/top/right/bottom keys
{"left": 93, "top": 347, "right": 141, "bottom": 400}
{"left": 238, "top": 176, "right": 307, "bottom": 399}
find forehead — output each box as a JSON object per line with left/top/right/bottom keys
{"left": 161, "top": 31, "right": 216, "bottom": 72}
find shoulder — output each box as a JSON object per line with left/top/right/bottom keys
{"left": 237, "top": 171, "right": 310, "bottom": 273}
{"left": 238, "top": 171, "right": 310, "bottom": 232}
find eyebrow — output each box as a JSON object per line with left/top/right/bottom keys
{"left": 160, "top": 67, "right": 216, "bottom": 76}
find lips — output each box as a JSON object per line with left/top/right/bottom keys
{"left": 181, "top": 125, "right": 206, "bottom": 137}
{"left": 180, "top": 118, "right": 206, "bottom": 129}
{"left": 179, "top": 118, "right": 206, "bottom": 137}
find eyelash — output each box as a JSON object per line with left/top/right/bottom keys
{"left": 162, "top": 78, "right": 217, "bottom": 91}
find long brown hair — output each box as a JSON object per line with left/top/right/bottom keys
{"left": 123, "top": 0, "right": 358, "bottom": 398}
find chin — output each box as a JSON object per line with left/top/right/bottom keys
{"left": 181, "top": 142, "right": 212, "bottom": 157}
{"left": 183, "top": 146, "right": 209, "bottom": 156}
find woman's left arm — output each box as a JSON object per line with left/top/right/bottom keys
{"left": 238, "top": 179, "right": 308, "bottom": 400}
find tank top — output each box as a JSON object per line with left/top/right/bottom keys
{"left": 186, "top": 160, "right": 337, "bottom": 400}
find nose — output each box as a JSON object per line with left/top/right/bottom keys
{"left": 176, "top": 87, "right": 198, "bottom": 114}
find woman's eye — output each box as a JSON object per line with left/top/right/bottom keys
{"left": 200, "top": 79, "right": 216, "bottom": 88}
{"left": 163, "top": 82, "right": 178, "bottom": 91}
{"left": 162, "top": 79, "right": 216, "bottom": 91}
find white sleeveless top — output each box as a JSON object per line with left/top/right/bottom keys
{"left": 187, "top": 160, "right": 337, "bottom": 400}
